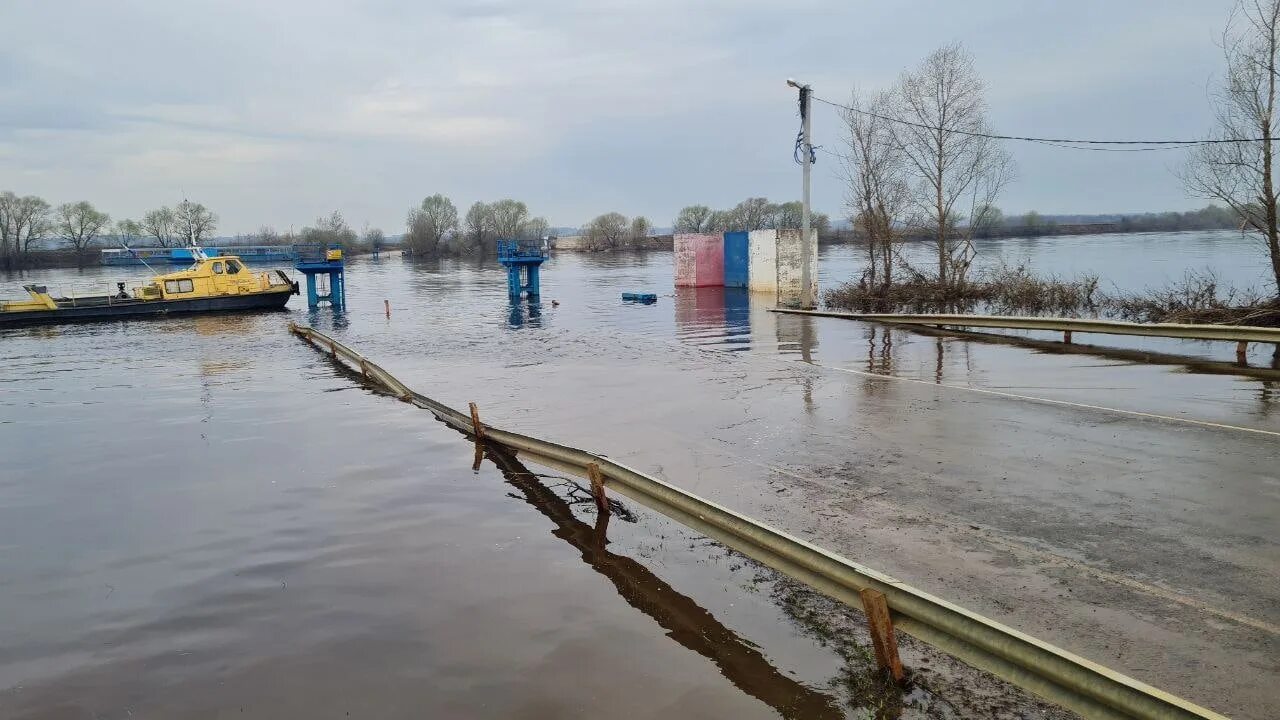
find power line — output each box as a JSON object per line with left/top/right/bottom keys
{"left": 812, "top": 94, "right": 1266, "bottom": 148}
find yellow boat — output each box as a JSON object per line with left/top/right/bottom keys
{"left": 0, "top": 252, "right": 299, "bottom": 326}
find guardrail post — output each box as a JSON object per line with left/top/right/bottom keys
{"left": 328, "top": 340, "right": 337, "bottom": 359}
{"left": 1063, "top": 330, "right": 1072, "bottom": 344}
{"left": 1237, "top": 340, "right": 1248, "bottom": 364}
{"left": 385, "top": 299, "right": 391, "bottom": 319}
{"left": 468, "top": 402, "right": 486, "bottom": 441}
{"left": 469, "top": 402, "right": 487, "bottom": 471}
{"left": 859, "top": 588, "right": 906, "bottom": 685}
{"left": 359, "top": 358, "right": 369, "bottom": 380}
{"left": 587, "top": 462, "right": 610, "bottom": 518}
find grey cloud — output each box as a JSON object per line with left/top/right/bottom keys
{"left": 0, "top": 0, "right": 1241, "bottom": 233}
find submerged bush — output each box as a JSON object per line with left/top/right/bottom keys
{"left": 822, "top": 262, "right": 1099, "bottom": 316}
{"left": 1105, "top": 270, "right": 1280, "bottom": 326}
{"left": 823, "top": 264, "right": 1280, "bottom": 326}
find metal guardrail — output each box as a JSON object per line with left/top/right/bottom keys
{"left": 288, "top": 323, "right": 1229, "bottom": 720}
{"left": 770, "top": 309, "right": 1280, "bottom": 344}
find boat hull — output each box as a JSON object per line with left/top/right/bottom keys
{"left": 0, "top": 289, "right": 293, "bottom": 327}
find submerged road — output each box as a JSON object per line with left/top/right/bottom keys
{"left": 379, "top": 301, "right": 1279, "bottom": 720}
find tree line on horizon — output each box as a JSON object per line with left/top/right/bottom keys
{"left": 671, "top": 199, "right": 832, "bottom": 236}
{"left": 0, "top": 191, "right": 396, "bottom": 269}
{"left": 0, "top": 195, "right": 219, "bottom": 269}
{"left": 400, "top": 195, "right": 661, "bottom": 255}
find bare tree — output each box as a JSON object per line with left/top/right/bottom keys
{"left": 1184, "top": 0, "right": 1280, "bottom": 295}
{"left": 303, "top": 210, "right": 358, "bottom": 249}
{"left": 728, "top": 197, "right": 779, "bottom": 231}
{"left": 405, "top": 195, "right": 457, "bottom": 256}
{"left": 0, "top": 192, "right": 14, "bottom": 265}
{"left": 775, "top": 201, "right": 804, "bottom": 230}
{"left": 707, "top": 210, "right": 734, "bottom": 232}
{"left": 522, "top": 216, "right": 550, "bottom": 241}
{"left": 362, "top": 227, "right": 385, "bottom": 253}
{"left": 174, "top": 200, "right": 217, "bottom": 246}
{"left": 404, "top": 211, "right": 438, "bottom": 255}
{"left": 893, "top": 43, "right": 1012, "bottom": 288}
{"left": 629, "top": 215, "right": 652, "bottom": 243}
{"left": 253, "top": 225, "right": 282, "bottom": 245}
{"left": 141, "top": 207, "right": 177, "bottom": 247}
{"left": 489, "top": 199, "right": 530, "bottom": 239}
{"left": 583, "top": 212, "right": 628, "bottom": 250}
{"left": 0, "top": 193, "right": 53, "bottom": 267}
{"left": 115, "top": 218, "right": 143, "bottom": 248}
{"left": 774, "top": 201, "right": 832, "bottom": 234}
{"left": 673, "top": 205, "right": 714, "bottom": 233}
{"left": 55, "top": 201, "right": 111, "bottom": 260}
{"left": 465, "top": 201, "right": 493, "bottom": 251}
{"left": 841, "top": 89, "right": 911, "bottom": 290}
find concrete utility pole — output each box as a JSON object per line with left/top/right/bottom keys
{"left": 787, "top": 78, "right": 816, "bottom": 309}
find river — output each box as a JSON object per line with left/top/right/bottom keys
{"left": 2, "top": 230, "right": 1276, "bottom": 719}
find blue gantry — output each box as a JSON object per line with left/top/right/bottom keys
{"left": 497, "top": 240, "right": 546, "bottom": 299}
{"left": 295, "top": 244, "right": 346, "bottom": 310}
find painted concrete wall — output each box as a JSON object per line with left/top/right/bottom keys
{"left": 747, "top": 229, "right": 778, "bottom": 295}
{"left": 674, "top": 233, "right": 699, "bottom": 286}
{"left": 694, "top": 234, "right": 724, "bottom": 287}
{"left": 776, "top": 228, "right": 818, "bottom": 307}
{"left": 675, "top": 233, "right": 724, "bottom": 287}
{"left": 723, "top": 232, "right": 749, "bottom": 288}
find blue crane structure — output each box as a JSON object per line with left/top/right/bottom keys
{"left": 295, "top": 244, "right": 346, "bottom": 310}
{"left": 497, "top": 240, "right": 546, "bottom": 299}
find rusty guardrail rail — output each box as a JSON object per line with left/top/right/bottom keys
{"left": 289, "top": 322, "right": 1229, "bottom": 720}
{"left": 771, "top": 309, "right": 1280, "bottom": 360}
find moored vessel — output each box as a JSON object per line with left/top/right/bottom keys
{"left": 0, "top": 251, "right": 298, "bottom": 326}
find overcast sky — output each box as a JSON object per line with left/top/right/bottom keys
{"left": 0, "top": 0, "right": 1241, "bottom": 234}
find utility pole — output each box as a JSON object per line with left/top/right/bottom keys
{"left": 787, "top": 78, "right": 816, "bottom": 309}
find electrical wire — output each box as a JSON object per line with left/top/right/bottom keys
{"left": 812, "top": 94, "right": 1271, "bottom": 148}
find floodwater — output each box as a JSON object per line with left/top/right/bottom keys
{"left": 2, "top": 230, "right": 1277, "bottom": 719}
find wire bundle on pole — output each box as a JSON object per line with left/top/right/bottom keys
{"left": 794, "top": 86, "right": 817, "bottom": 165}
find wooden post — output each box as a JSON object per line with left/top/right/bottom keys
{"left": 468, "top": 402, "right": 485, "bottom": 440}
{"left": 1237, "top": 340, "right": 1249, "bottom": 365}
{"left": 587, "top": 462, "right": 610, "bottom": 517}
{"left": 1063, "top": 330, "right": 1073, "bottom": 344}
{"left": 468, "top": 402, "right": 486, "bottom": 470}
{"left": 859, "top": 588, "right": 906, "bottom": 685}
{"left": 385, "top": 299, "right": 391, "bottom": 318}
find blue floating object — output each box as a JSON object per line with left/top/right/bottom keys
{"left": 622, "top": 292, "right": 657, "bottom": 304}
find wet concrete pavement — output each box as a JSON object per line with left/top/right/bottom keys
{"left": 346, "top": 268, "right": 1277, "bottom": 718}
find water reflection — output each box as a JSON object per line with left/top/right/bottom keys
{"left": 864, "top": 326, "right": 894, "bottom": 376}
{"left": 673, "top": 287, "right": 756, "bottom": 352}
{"left": 892, "top": 322, "right": 1280, "bottom": 382}
{"left": 482, "top": 444, "right": 848, "bottom": 720}
{"left": 776, "top": 315, "right": 818, "bottom": 362}
{"left": 506, "top": 301, "right": 543, "bottom": 329}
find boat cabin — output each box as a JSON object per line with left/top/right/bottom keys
{"left": 136, "top": 255, "right": 289, "bottom": 300}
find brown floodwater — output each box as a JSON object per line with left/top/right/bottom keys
{"left": 2, "top": 240, "right": 1277, "bottom": 718}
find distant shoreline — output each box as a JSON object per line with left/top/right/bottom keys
{"left": 2, "top": 225, "right": 1246, "bottom": 272}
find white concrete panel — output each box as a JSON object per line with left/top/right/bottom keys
{"left": 747, "top": 229, "right": 777, "bottom": 295}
